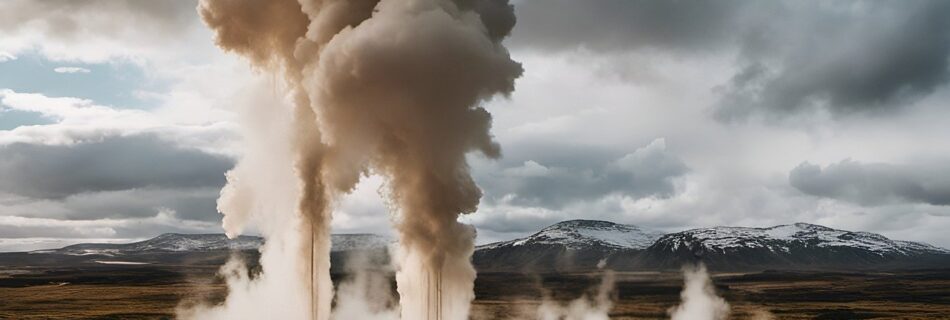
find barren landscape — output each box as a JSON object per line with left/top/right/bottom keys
{"left": 4, "top": 0, "right": 950, "bottom": 319}
{"left": 2, "top": 265, "right": 948, "bottom": 319}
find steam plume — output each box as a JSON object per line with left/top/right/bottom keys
{"left": 193, "top": 0, "right": 521, "bottom": 319}
{"left": 536, "top": 268, "right": 616, "bottom": 320}
{"left": 177, "top": 78, "right": 314, "bottom": 320}
{"left": 668, "top": 264, "right": 731, "bottom": 320}
{"left": 332, "top": 250, "right": 399, "bottom": 320}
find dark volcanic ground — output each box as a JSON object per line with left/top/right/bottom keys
{"left": 1, "top": 264, "right": 948, "bottom": 319}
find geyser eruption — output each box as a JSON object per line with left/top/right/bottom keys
{"left": 668, "top": 264, "right": 731, "bottom": 320}
{"left": 192, "top": 0, "right": 521, "bottom": 319}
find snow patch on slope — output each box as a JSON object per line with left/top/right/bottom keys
{"left": 661, "top": 223, "right": 949, "bottom": 255}
{"left": 480, "top": 220, "right": 663, "bottom": 250}
{"left": 36, "top": 233, "right": 393, "bottom": 256}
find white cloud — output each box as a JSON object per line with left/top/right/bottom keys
{"left": 0, "top": 209, "right": 220, "bottom": 251}
{"left": 503, "top": 160, "right": 550, "bottom": 177}
{"left": 53, "top": 66, "right": 91, "bottom": 74}
{"left": 0, "top": 89, "right": 150, "bottom": 125}
{"left": 0, "top": 0, "right": 212, "bottom": 64}
{"left": 0, "top": 89, "right": 236, "bottom": 156}
{"left": 0, "top": 90, "right": 242, "bottom": 245}
{"left": 1, "top": 0, "right": 949, "bottom": 252}
{"left": 330, "top": 174, "right": 396, "bottom": 237}
{"left": 461, "top": 50, "right": 950, "bottom": 248}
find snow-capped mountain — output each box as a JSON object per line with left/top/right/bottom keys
{"left": 653, "top": 223, "right": 947, "bottom": 256}
{"left": 473, "top": 220, "right": 662, "bottom": 272}
{"left": 3, "top": 221, "right": 946, "bottom": 272}
{"left": 3, "top": 233, "right": 393, "bottom": 268}
{"left": 45, "top": 234, "right": 263, "bottom": 256}
{"left": 478, "top": 220, "right": 662, "bottom": 250}
{"left": 1, "top": 234, "right": 266, "bottom": 267}
{"left": 34, "top": 233, "right": 391, "bottom": 256}
{"left": 472, "top": 220, "right": 950, "bottom": 272}
{"left": 637, "top": 223, "right": 950, "bottom": 271}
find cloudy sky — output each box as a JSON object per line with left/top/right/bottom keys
{"left": 2, "top": 0, "right": 950, "bottom": 251}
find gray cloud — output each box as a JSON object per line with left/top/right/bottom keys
{"left": 510, "top": 0, "right": 754, "bottom": 53}
{"left": 511, "top": 0, "right": 950, "bottom": 119}
{"left": 0, "top": 0, "right": 209, "bottom": 63}
{"left": 0, "top": 133, "right": 232, "bottom": 200}
{"left": 0, "top": 187, "right": 224, "bottom": 244}
{"left": 716, "top": 1, "right": 950, "bottom": 120}
{"left": 35, "top": 188, "right": 220, "bottom": 221}
{"left": 0, "top": 0, "right": 197, "bottom": 39}
{"left": 476, "top": 139, "right": 688, "bottom": 209}
{"left": 789, "top": 159, "right": 950, "bottom": 206}
{"left": 0, "top": 209, "right": 220, "bottom": 241}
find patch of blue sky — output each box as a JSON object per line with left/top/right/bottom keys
{"left": 0, "top": 109, "right": 54, "bottom": 130}
{"left": 0, "top": 51, "right": 169, "bottom": 129}
{"left": 0, "top": 51, "right": 169, "bottom": 108}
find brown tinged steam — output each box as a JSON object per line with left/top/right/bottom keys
{"left": 197, "top": 0, "right": 521, "bottom": 319}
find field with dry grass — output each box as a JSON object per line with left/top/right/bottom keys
{"left": 1, "top": 266, "right": 948, "bottom": 319}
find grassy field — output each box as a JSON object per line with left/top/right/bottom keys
{"left": 1, "top": 266, "right": 948, "bottom": 319}
{"left": 472, "top": 270, "right": 950, "bottom": 319}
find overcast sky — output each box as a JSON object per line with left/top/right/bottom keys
{"left": 2, "top": 0, "right": 950, "bottom": 251}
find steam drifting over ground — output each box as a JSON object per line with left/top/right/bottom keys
{"left": 182, "top": 0, "right": 520, "bottom": 319}
{"left": 527, "top": 262, "right": 735, "bottom": 320}
{"left": 668, "top": 264, "right": 731, "bottom": 320}
{"left": 331, "top": 250, "right": 399, "bottom": 320}
{"left": 536, "top": 261, "right": 616, "bottom": 320}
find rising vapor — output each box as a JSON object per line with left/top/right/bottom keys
{"left": 536, "top": 261, "right": 616, "bottom": 320}
{"left": 185, "top": 0, "right": 521, "bottom": 319}
{"left": 668, "top": 264, "right": 731, "bottom": 320}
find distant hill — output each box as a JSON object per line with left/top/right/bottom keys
{"left": 33, "top": 234, "right": 263, "bottom": 255}
{"left": 29, "top": 233, "right": 391, "bottom": 255}
{"left": 473, "top": 219, "right": 663, "bottom": 271}
{"left": 0, "top": 233, "right": 390, "bottom": 271}
{"left": 634, "top": 222, "right": 949, "bottom": 271}
{"left": 473, "top": 220, "right": 950, "bottom": 272}
{"left": 2, "top": 221, "right": 947, "bottom": 272}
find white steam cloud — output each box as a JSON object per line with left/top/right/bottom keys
{"left": 536, "top": 260, "right": 615, "bottom": 320}
{"left": 668, "top": 264, "right": 731, "bottom": 320}
{"left": 331, "top": 250, "right": 400, "bottom": 320}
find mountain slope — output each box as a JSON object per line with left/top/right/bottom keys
{"left": 3, "top": 221, "right": 946, "bottom": 272}
{"left": 636, "top": 223, "right": 950, "bottom": 271}
{"left": 1, "top": 233, "right": 391, "bottom": 268}
{"left": 473, "top": 220, "right": 662, "bottom": 272}
{"left": 472, "top": 220, "right": 949, "bottom": 272}
{"left": 34, "top": 234, "right": 264, "bottom": 256}
{"left": 31, "top": 233, "right": 391, "bottom": 256}
{"left": 480, "top": 220, "right": 663, "bottom": 250}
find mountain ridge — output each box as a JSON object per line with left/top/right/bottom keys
{"left": 4, "top": 220, "right": 947, "bottom": 272}
{"left": 655, "top": 222, "right": 948, "bottom": 256}
{"left": 22, "top": 233, "right": 390, "bottom": 259}
{"left": 478, "top": 219, "right": 664, "bottom": 250}
{"left": 474, "top": 220, "right": 949, "bottom": 272}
